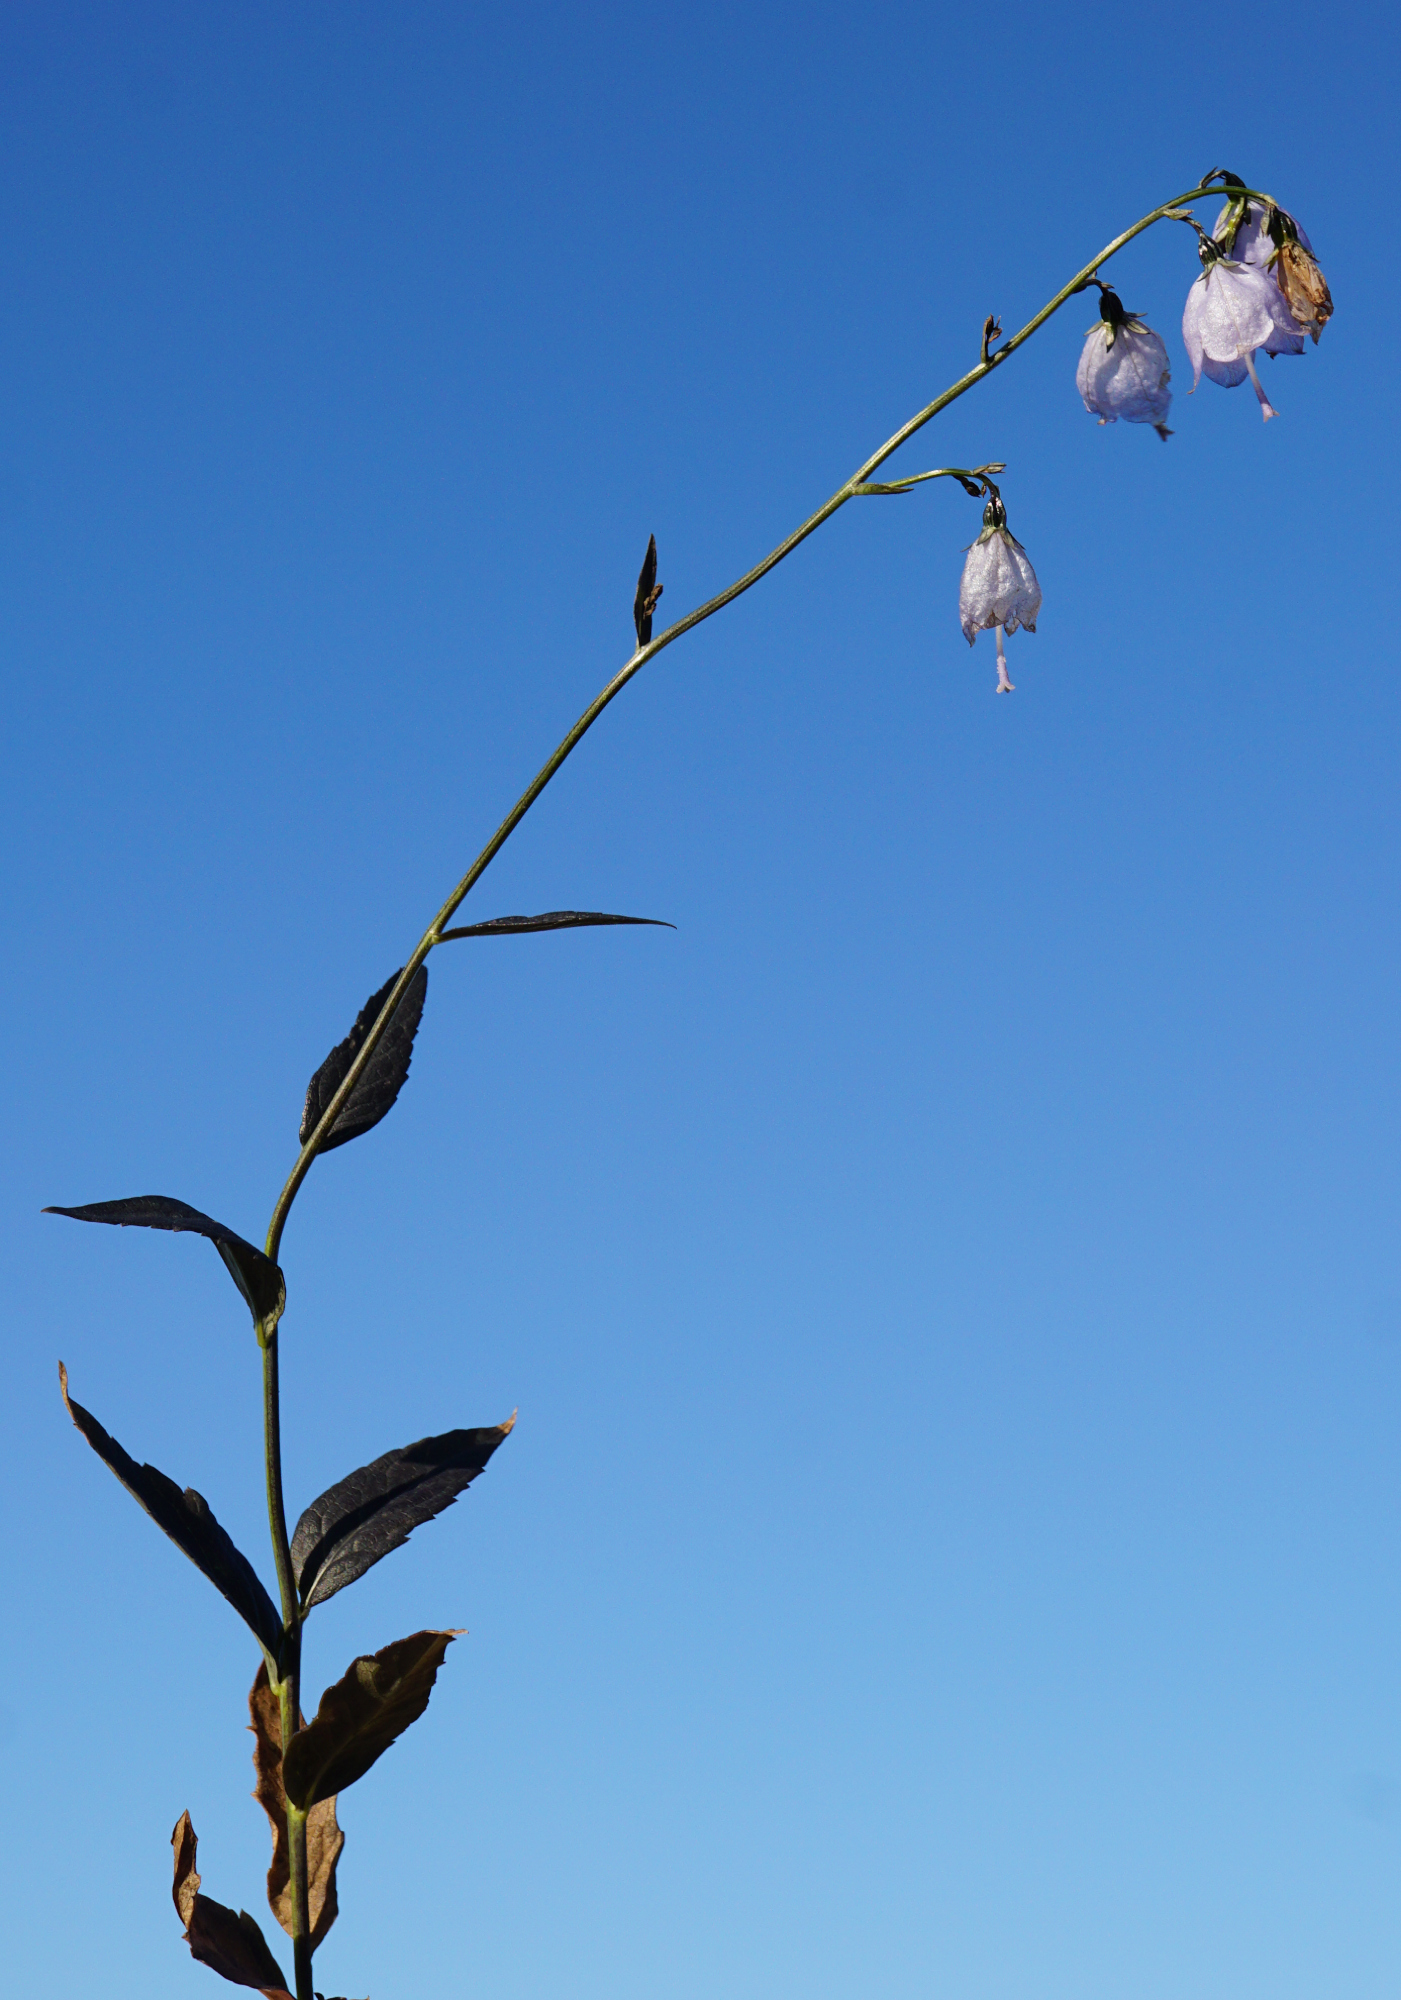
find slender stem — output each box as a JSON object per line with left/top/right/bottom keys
{"left": 276, "top": 1677, "right": 313, "bottom": 2000}
{"left": 261, "top": 1324, "right": 299, "bottom": 1639}
{"left": 853, "top": 464, "right": 1003, "bottom": 497}
{"left": 262, "top": 1325, "right": 312, "bottom": 1998}
{"left": 262, "top": 182, "right": 1213, "bottom": 1268}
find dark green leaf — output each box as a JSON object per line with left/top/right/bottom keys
{"left": 300, "top": 964, "right": 428, "bottom": 1153}
{"left": 291, "top": 1417, "right": 515, "bottom": 1611}
{"left": 42, "top": 1195, "right": 285, "bottom": 1325}
{"left": 633, "top": 533, "right": 662, "bottom": 647}
{"left": 439, "top": 909, "right": 674, "bottom": 941}
{"left": 60, "top": 1363, "right": 283, "bottom": 1660}
{"left": 172, "top": 1810, "right": 293, "bottom": 1996}
{"left": 282, "top": 1630, "right": 458, "bottom": 1810}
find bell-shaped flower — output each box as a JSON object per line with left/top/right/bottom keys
{"left": 959, "top": 498, "right": 1041, "bottom": 694}
{"left": 1075, "top": 286, "right": 1172, "bottom": 439}
{"left": 1182, "top": 245, "right": 1300, "bottom": 421}
{"left": 1214, "top": 197, "right": 1333, "bottom": 346}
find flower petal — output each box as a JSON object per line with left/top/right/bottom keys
{"left": 1078, "top": 322, "right": 1171, "bottom": 427}
{"left": 959, "top": 531, "right": 1038, "bottom": 644}
{"left": 1181, "top": 279, "right": 1208, "bottom": 388}
{"left": 1201, "top": 353, "right": 1248, "bottom": 387}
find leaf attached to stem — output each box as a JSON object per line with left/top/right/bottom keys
{"left": 300, "top": 965, "right": 428, "bottom": 1153}
{"left": 282, "top": 1630, "right": 460, "bottom": 1810}
{"left": 42, "top": 1195, "right": 285, "bottom": 1325}
{"left": 249, "top": 1665, "right": 344, "bottom": 1953}
{"left": 58, "top": 1363, "right": 283, "bottom": 1661}
{"left": 291, "top": 1416, "right": 515, "bottom": 1611}
{"left": 171, "top": 1810, "right": 294, "bottom": 1997}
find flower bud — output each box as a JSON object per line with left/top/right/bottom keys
{"left": 1075, "top": 287, "right": 1172, "bottom": 439}
{"left": 958, "top": 499, "right": 1041, "bottom": 694}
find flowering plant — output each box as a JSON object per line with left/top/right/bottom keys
{"left": 46, "top": 167, "right": 1330, "bottom": 1999}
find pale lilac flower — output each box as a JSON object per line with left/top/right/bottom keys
{"left": 959, "top": 499, "right": 1041, "bottom": 694}
{"left": 1213, "top": 198, "right": 1331, "bottom": 347}
{"left": 1182, "top": 250, "right": 1299, "bottom": 420}
{"left": 1214, "top": 198, "right": 1314, "bottom": 267}
{"left": 1076, "top": 287, "right": 1172, "bottom": 439}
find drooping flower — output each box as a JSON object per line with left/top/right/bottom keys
{"left": 1182, "top": 241, "right": 1300, "bottom": 420}
{"left": 1214, "top": 197, "right": 1333, "bottom": 346}
{"left": 959, "top": 497, "right": 1041, "bottom": 694}
{"left": 1075, "top": 285, "right": 1172, "bottom": 439}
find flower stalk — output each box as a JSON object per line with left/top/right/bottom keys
{"left": 262, "top": 179, "right": 1241, "bottom": 1274}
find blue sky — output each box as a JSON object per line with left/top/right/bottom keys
{"left": 3, "top": 3, "right": 1398, "bottom": 1996}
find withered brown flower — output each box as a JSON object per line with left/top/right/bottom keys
{"left": 1273, "top": 237, "right": 1334, "bottom": 344}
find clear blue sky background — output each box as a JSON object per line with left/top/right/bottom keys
{"left": 3, "top": 4, "right": 1398, "bottom": 1996}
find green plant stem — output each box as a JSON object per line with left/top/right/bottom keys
{"left": 262, "top": 1323, "right": 312, "bottom": 1999}
{"left": 264, "top": 182, "right": 1214, "bottom": 1270}
{"left": 285, "top": 1798, "right": 313, "bottom": 2000}
{"left": 852, "top": 463, "right": 1003, "bottom": 497}
{"left": 261, "top": 1326, "right": 299, "bottom": 1638}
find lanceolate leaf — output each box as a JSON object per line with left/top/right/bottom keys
{"left": 282, "top": 1630, "right": 458, "bottom": 1810}
{"left": 291, "top": 1417, "right": 516, "bottom": 1611}
{"left": 42, "top": 1195, "right": 285, "bottom": 1324}
{"left": 171, "top": 1811, "right": 293, "bottom": 1997}
{"left": 438, "top": 909, "right": 674, "bottom": 941}
{"left": 300, "top": 964, "right": 428, "bottom": 1153}
{"left": 249, "top": 1665, "right": 343, "bottom": 1952}
{"left": 60, "top": 1363, "right": 283, "bottom": 1660}
{"left": 633, "top": 533, "right": 662, "bottom": 647}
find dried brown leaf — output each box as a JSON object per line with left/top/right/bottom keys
{"left": 170, "top": 1810, "right": 294, "bottom": 1996}
{"left": 249, "top": 1663, "right": 345, "bottom": 1950}
{"left": 282, "top": 1629, "right": 459, "bottom": 1810}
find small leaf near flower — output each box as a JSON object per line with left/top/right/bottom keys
{"left": 634, "top": 534, "right": 663, "bottom": 647}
